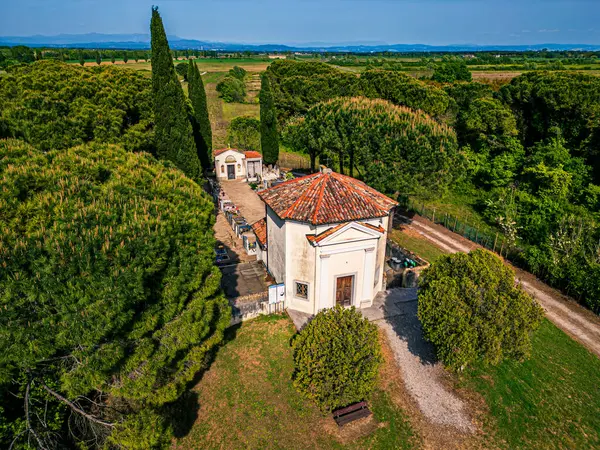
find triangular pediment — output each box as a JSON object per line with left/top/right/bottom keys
{"left": 307, "top": 222, "right": 384, "bottom": 246}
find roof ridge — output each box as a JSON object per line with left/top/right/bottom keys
{"left": 310, "top": 172, "right": 329, "bottom": 224}
{"left": 281, "top": 172, "right": 324, "bottom": 219}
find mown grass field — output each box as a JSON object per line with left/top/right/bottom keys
{"left": 172, "top": 315, "right": 417, "bottom": 450}
{"left": 389, "top": 229, "right": 448, "bottom": 263}
{"left": 460, "top": 319, "right": 600, "bottom": 449}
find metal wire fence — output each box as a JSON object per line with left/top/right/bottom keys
{"left": 400, "top": 197, "right": 521, "bottom": 259}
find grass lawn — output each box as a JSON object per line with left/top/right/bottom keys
{"left": 222, "top": 101, "right": 260, "bottom": 122}
{"left": 389, "top": 229, "right": 448, "bottom": 263}
{"left": 459, "top": 319, "right": 600, "bottom": 449}
{"left": 172, "top": 315, "right": 417, "bottom": 450}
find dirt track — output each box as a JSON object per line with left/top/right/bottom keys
{"left": 398, "top": 214, "right": 600, "bottom": 358}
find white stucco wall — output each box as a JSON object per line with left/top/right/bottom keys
{"left": 284, "top": 220, "right": 317, "bottom": 314}
{"left": 266, "top": 206, "right": 286, "bottom": 284}
{"left": 215, "top": 150, "right": 246, "bottom": 180}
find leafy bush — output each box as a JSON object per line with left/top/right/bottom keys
{"left": 175, "top": 61, "right": 188, "bottom": 78}
{"left": 0, "top": 139, "right": 230, "bottom": 448}
{"left": 228, "top": 65, "right": 247, "bottom": 80}
{"left": 418, "top": 249, "right": 544, "bottom": 371}
{"left": 227, "top": 116, "right": 261, "bottom": 150}
{"left": 0, "top": 60, "right": 154, "bottom": 153}
{"left": 216, "top": 75, "right": 246, "bottom": 103}
{"left": 292, "top": 306, "right": 382, "bottom": 412}
{"left": 432, "top": 57, "right": 472, "bottom": 83}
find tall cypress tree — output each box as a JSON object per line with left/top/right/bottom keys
{"left": 188, "top": 59, "right": 213, "bottom": 170}
{"left": 150, "top": 6, "right": 200, "bottom": 180}
{"left": 260, "top": 73, "right": 279, "bottom": 165}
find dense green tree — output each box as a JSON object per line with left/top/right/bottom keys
{"left": 95, "top": 51, "right": 101, "bottom": 65}
{"left": 418, "top": 249, "right": 544, "bottom": 371}
{"left": 266, "top": 59, "right": 361, "bottom": 125}
{"left": 293, "top": 97, "right": 461, "bottom": 197}
{"left": 187, "top": 60, "right": 213, "bottom": 169}
{"left": 0, "top": 140, "right": 230, "bottom": 449}
{"left": 360, "top": 70, "right": 454, "bottom": 120}
{"left": 123, "top": 51, "right": 128, "bottom": 64}
{"left": 444, "top": 81, "right": 493, "bottom": 111}
{"left": 292, "top": 306, "right": 382, "bottom": 412}
{"left": 227, "top": 116, "right": 261, "bottom": 151}
{"left": 150, "top": 6, "right": 201, "bottom": 180}
{"left": 111, "top": 54, "right": 116, "bottom": 64}
{"left": 228, "top": 65, "right": 247, "bottom": 80}
{"left": 10, "top": 45, "right": 35, "bottom": 63}
{"left": 216, "top": 76, "right": 246, "bottom": 102}
{"left": 432, "top": 57, "right": 472, "bottom": 83}
{"left": 499, "top": 72, "right": 600, "bottom": 181}
{"left": 0, "top": 61, "right": 154, "bottom": 153}
{"left": 79, "top": 50, "right": 85, "bottom": 66}
{"left": 175, "top": 62, "right": 188, "bottom": 79}
{"left": 260, "top": 73, "right": 280, "bottom": 165}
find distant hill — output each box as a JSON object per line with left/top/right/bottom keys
{"left": 1, "top": 33, "right": 599, "bottom": 52}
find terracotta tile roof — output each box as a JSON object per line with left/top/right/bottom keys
{"left": 306, "top": 221, "right": 385, "bottom": 244}
{"left": 251, "top": 218, "right": 267, "bottom": 247}
{"left": 214, "top": 148, "right": 243, "bottom": 157}
{"left": 244, "top": 151, "right": 262, "bottom": 159}
{"left": 258, "top": 171, "right": 397, "bottom": 225}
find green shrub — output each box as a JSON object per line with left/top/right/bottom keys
{"left": 216, "top": 76, "right": 246, "bottom": 103}
{"left": 175, "top": 61, "right": 188, "bottom": 79}
{"left": 227, "top": 116, "right": 261, "bottom": 150}
{"left": 292, "top": 306, "right": 382, "bottom": 412}
{"left": 228, "top": 65, "right": 247, "bottom": 80}
{"left": 418, "top": 249, "right": 544, "bottom": 371}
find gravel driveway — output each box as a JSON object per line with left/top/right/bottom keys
{"left": 364, "top": 290, "right": 475, "bottom": 433}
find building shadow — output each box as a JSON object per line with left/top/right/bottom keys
{"left": 383, "top": 295, "right": 438, "bottom": 366}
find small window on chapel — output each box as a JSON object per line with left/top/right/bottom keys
{"left": 295, "top": 282, "right": 308, "bottom": 300}
{"left": 237, "top": 163, "right": 241, "bottom": 172}
{"left": 220, "top": 165, "right": 224, "bottom": 173}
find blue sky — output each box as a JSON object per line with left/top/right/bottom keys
{"left": 2, "top": 0, "right": 599, "bottom": 45}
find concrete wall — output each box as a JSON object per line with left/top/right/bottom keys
{"left": 266, "top": 206, "right": 286, "bottom": 284}
{"left": 229, "top": 292, "right": 285, "bottom": 325}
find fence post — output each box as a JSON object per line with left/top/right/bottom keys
{"left": 493, "top": 233, "right": 498, "bottom": 253}
{"left": 421, "top": 203, "right": 425, "bottom": 216}
{"left": 474, "top": 229, "right": 479, "bottom": 244}
{"left": 500, "top": 240, "right": 505, "bottom": 257}
{"left": 453, "top": 217, "right": 458, "bottom": 232}
{"left": 432, "top": 208, "right": 436, "bottom": 224}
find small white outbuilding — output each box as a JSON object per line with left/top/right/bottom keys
{"left": 252, "top": 168, "right": 397, "bottom": 315}
{"left": 214, "top": 148, "right": 263, "bottom": 182}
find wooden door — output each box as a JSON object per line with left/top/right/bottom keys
{"left": 227, "top": 164, "right": 235, "bottom": 179}
{"left": 336, "top": 276, "right": 353, "bottom": 307}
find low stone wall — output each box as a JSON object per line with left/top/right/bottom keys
{"left": 385, "top": 240, "right": 430, "bottom": 289}
{"left": 229, "top": 291, "right": 285, "bottom": 325}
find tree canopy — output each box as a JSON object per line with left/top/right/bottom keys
{"left": 0, "top": 139, "right": 230, "bottom": 449}
{"left": 432, "top": 57, "right": 472, "bottom": 83}
{"left": 0, "top": 61, "right": 154, "bottom": 153}
{"left": 187, "top": 60, "right": 213, "bottom": 169}
{"left": 289, "top": 96, "right": 461, "bottom": 197}
{"left": 216, "top": 76, "right": 246, "bottom": 103}
{"left": 260, "top": 73, "right": 280, "bottom": 165}
{"left": 151, "top": 6, "right": 200, "bottom": 180}
{"left": 227, "top": 116, "right": 261, "bottom": 151}
{"left": 418, "top": 249, "right": 544, "bottom": 371}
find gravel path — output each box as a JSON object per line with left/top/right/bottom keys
{"left": 398, "top": 214, "right": 600, "bottom": 358}
{"left": 374, "top": 297, "right": 475, "bottom": 433}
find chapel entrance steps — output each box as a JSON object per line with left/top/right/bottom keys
{"left": 287, "top": 287, "right": 419, "bottom": 332}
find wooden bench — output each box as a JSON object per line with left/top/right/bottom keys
{"left": 332, "top": 401, "right": 372, "bottom": 426}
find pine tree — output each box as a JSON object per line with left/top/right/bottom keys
{"left": 150, "top": 6, "right": 201, "bottom": 180}
{"left": 188, "top": 59, "right": 213, "bottom": 170}
{"left": 79, "top": 50, "right": 85, "bottom": 66}
{"left": 260, "top": 73, "right": 279, "bottom": 165}
{"left": 95, "top": 50, "right": 101, "bottom": 65}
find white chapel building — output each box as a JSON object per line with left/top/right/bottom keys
{"left": 252, "top": 168, "right": 397, "bottom": 315}
{"left": 214, "top": 148, "right": 263, "bottom": 182}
